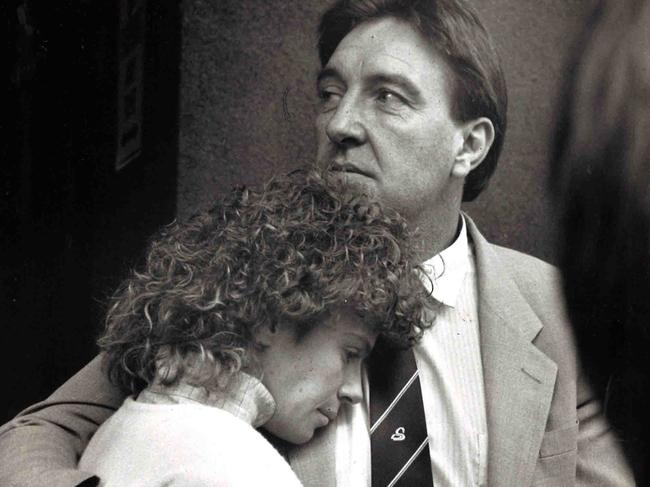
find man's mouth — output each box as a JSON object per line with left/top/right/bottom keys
{"left": 329, "top": 162, "right": 370, "bottom": 177}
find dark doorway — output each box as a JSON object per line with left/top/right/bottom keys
{"left": 3, "top": 0, "right": 181, "bottom": 422}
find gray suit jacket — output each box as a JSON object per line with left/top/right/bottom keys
{"left": 0, "top": 217, "right": 633, "bottom": 486}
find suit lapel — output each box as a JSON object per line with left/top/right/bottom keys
{"left": 288, "top": 419, "right": 337, "bottom": 486}
{"left": 467, "top": 217, "right": 558, "bottom": 486}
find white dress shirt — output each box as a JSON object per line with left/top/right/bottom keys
{"left": 336, "top": 216, "right": 488, "bottom": 486}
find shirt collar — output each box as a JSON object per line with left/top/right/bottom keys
{"left": 420, "top": 215, "right": 470, "bottom": 308}
{"left": 141, "top": 372, "right": 276, "bottom": 428}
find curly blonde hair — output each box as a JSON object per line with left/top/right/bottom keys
{"left": 100, "top": 170, "right": 428, "bottom": 394}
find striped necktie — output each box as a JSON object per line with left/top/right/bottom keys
{"left": 368, "top": 339, "right": 433, "bottom": 486}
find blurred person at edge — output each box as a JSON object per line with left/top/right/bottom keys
{"left": 0, "top": 0, "right": 634, "bottom": 486}
{"left": 552, "top": 0, "right": 650, "bottom": 483}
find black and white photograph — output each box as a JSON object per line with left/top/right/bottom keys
{"left": 3, "top": 0, "right": 649, "bottom": 485}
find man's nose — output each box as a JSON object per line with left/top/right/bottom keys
{"left": 325, "top": 95, "right": 366, "bottom": 148}
{"left": 338, "top": 364, "right": 364, "bottom": 405}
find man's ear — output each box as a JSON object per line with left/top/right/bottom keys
{"left": 451, "top": 117, "right": 495, "bottom": 178}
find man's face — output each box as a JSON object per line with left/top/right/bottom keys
{"left": 315, "top": 16, "right": 465, "bottom": 225}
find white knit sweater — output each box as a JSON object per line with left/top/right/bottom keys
{"left": 79, "top": 374, "right": 302, "bottom": 486}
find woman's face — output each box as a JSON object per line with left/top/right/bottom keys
{"left": 258, "top": 306, "right": 377, "bottom": 444}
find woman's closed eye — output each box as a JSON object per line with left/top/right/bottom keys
{"left": 344, "top": 347, "right": 363, "bottom": 363}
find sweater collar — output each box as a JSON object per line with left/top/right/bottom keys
{"left": 140, "top": 372, "right": 276, "bottom": 428}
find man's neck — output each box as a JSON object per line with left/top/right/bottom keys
{"left": 412, "top": 209, "right": 463, "bottom": 263}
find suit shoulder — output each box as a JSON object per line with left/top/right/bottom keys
{"left": 488, "top": 244, "right": 572, "bottom": 339}
{"left": 491, "top": 245, "right": 561, "bottom": 294}
{"left": 491, "top": 244, "right": 557, "bottom": 273}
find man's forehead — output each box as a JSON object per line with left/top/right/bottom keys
{"left": 326, "top": 47, "right": 416, "bottom": 75}
{"left": 319, "top": 17, "right": 447, "bottom": 90}
{"left": 323, "top": 17, "right": 446, "bottom": 82}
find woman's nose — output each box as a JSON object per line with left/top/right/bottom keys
{"left": 338, "top": 364, "right": 364, "bottom": 405}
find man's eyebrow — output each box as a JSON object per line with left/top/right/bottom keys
{"left": 317, "top": 67, "right": 342, "bottom": 84}
{"left": 366, "top": 73, "right": 423, "bottom": 101}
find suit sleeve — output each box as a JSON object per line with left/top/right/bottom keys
{"left": 575, "top": 371, "right": 635, "bottom": 486}
{"left": 0, "top": 355, "right": 125, "bottom": 487}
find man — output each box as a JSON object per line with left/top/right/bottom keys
{"left": 0, "top": 0, "right": 633, "bottom": 486}
{"left": 291, "top": 1, "right": 630, "bottom": 486}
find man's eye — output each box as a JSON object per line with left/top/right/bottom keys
{"left": 376, "top": 89, "right": 406, "bottom": 108}
{"left": 318, "top": 89, "right": 333, "bottom": 100}
{"left": 318, "top": 88, "right": 342, "bottom": 108}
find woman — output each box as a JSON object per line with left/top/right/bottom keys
{"left": 78, "top": 170, "right": 427, "bottom": 485}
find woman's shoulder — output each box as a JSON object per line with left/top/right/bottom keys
{"left": 83, "top": 399, "right": 302, "bottom": 486}
{"left": 132, "top": 401, "right": 302, "bottom": 484}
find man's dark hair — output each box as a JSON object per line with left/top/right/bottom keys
{"left": 318, "top": 0, "right": 508, "bottom": 202}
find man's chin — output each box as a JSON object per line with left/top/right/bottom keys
{"left": 326, "top": 171, "right": 376, "bottom": 197}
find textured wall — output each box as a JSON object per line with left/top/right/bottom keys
{"left": 178, "top": 0, "right": 595, "bottom": 263}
